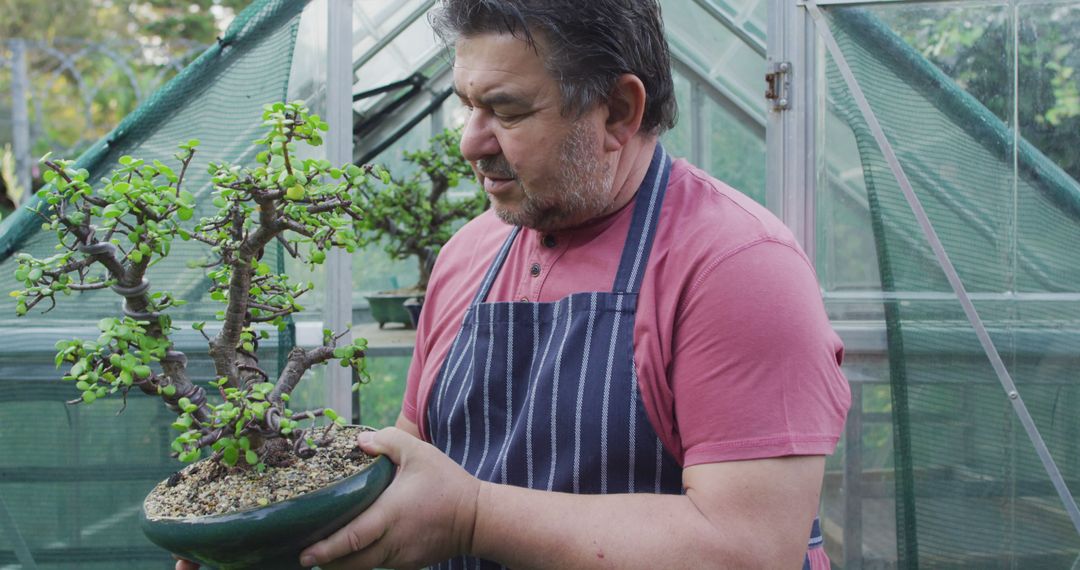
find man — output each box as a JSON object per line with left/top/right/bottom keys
{"left": 181, "top": 1, "right": 849, "bottom": 568}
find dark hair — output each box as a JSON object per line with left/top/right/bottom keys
{"left": 430, "top": 0, "right": 678, "bottom": 134}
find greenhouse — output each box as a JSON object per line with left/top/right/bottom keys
{"left": 1, "top": 0, "right": 1079, "bottom": 567}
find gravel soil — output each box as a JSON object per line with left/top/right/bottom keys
{"left": 144, "top": 425, "right": 377, "bottom": 520}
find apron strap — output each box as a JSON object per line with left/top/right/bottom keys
{"left": 611, "top": 144, "right": 671, "bottom": 295}
{"left": 471, "top": 225, "right": 522, "bottom": 306}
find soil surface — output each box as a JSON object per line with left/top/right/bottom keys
{"left": 144, "top": 425, "right": 378, "bottom": 519}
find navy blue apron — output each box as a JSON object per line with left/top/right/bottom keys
{"left": 426, "top": 144, "right": 824, "bottom": 569}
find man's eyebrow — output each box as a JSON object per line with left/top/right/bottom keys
{"left": 453, "top": 85, "right": 529, "bottom": 108}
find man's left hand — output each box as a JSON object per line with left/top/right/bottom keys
{"left": 299, "top": 427, "right": 481, "bottom": 570}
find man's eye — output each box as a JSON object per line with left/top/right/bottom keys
{"left": 494, "top": 112, "right": 521, "bottom": 122}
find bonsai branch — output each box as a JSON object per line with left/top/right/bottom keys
{"left": 269, "top": 345, "right": 338, "bottom": 405}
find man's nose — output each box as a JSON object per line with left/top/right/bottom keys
{"left": 459, "top": 109, "right": 500, "bottom": 162}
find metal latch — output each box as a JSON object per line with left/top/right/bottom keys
{"left": 765, "top": 61, "right": 792, "bottom": 111}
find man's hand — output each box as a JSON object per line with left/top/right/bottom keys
{"left": 174, "top": 556, "right": 198, "bottom": 569}
{"left": 299, "top": 427, "right": 481, "bottom": 570}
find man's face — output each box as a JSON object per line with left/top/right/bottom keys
{"left": 453, "top": 32, "right": 614, "bottom": 232}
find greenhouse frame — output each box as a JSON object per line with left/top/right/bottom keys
{"left": 1, "top": 0, "right": 1079, "bottom": 567}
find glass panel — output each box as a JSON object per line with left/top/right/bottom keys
{"left": 1016, "top": 3, "right": 1080, "bottom": 293}
{"left": 748, "top": 0, "right": 768, "bottom": 41}
{"left": 661, "top": 73, "right": 694, "bottom": 160}
{"left": 1012, "top": 3, "right": 1080, "bottom": 564}
{"left": 352, "top": 9, "right": 441, "bottom": 115}
{"left": 823, "top": 3, "right": 1016, "bottom": 297}
{"left": 663, "top": 0, "right": 765, "bottom": 115}
{"left": 664, "top": 0, "right": 740, "bottom": 70}
{"left": 816, "top": 3, "right": 1080, "bottom": 568}
{"left": 352, "top": 0, "right": 428, "bottom": 60}
{"left": 706, "top": 96, "right": 765, "bottom": 204}
{"left": 709, "top": 39, "right": 764, "bottom": 110}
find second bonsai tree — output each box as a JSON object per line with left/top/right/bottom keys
{"left": 353, "top": 129, "right": 487, "bottom": 327}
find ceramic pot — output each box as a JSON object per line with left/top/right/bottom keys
{"left": 141, "top": 454, "right": 394, "bottom": 570}
{"left": 365, "top": 292, "right": 418, "bottom": 329}
{"left": 403, "top": 296, "right": 423, "bottom": 329}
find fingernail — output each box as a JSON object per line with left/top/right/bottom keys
{"left": 300, "top": 554, "right": 316, "bottom": 567}
{"left": 358, "top": 432, "right": 375, "bottom": 446}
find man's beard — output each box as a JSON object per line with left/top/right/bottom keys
{"left": 478, "top": 121, "right": 613, "bottom": 232}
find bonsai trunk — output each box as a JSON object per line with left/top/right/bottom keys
{"left": 416, "top": 248, "right": 436, "bottom": 292}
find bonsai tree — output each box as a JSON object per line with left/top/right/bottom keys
{"left": 9, "top": 101, "right": 382, "bottom": 471}
{"left": 353, "top": 128, "right": 487, "bottom": 293}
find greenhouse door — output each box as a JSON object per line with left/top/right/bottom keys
{"left": 770, "top": 1, "right": 1080, "bottom": 568}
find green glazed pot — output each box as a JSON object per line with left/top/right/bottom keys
{"left": 141, "top": 454, "right": 394, "bottom": 570}
{"left": 365, "top": 292, "right": 421, "bottom": 329}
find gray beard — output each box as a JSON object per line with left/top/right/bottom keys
{"left": 488, "top": 121, "right": 613, "bottom": 232}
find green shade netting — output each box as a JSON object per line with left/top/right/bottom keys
{"left": 0, "top": 0, "right": 307, "bottom": 567}
{"left": 826, "top": 7, "right": 1080, "bottom": 568}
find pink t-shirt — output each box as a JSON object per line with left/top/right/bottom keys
{"left": 403, "top": 158, "right": 851, "bottom": 467}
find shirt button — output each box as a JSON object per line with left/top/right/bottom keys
{"left": 542, "top": 234, "right": 557, "bottom": 248}
{"left": 530, "top": 263, "right": 541, "bottom": 277}
{"left": 520, "top": 296, "right": 529, "bottom": 302}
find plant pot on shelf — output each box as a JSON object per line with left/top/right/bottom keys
{"left": 140, "top": 426, "right": 394, "bottom": 570}
{"left": 403, "top": 296, "right": 423, "bottom": 329}
{"left": 365, "top": 291, "right": 423, "bottom": 329}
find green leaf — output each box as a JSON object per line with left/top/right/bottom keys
{"left": 82, "top": 391, "right": 97, "bottom": 404}
{"left": 324, "top": 409, "right": 339, "bottom": 421}
{"left": 245, "top": 450, "right": 259, "bottom": 465}
{"left": 133, "top": 365, "right": 151, "bottom": 379}
{"left": 222, "top": 446, "right": 239, "bottom": 466}
{"left": 163, "top": 385, "right": 177, "bottom": 397}
{"left": 255, "top": 382, "right": 274, "bottom": 394}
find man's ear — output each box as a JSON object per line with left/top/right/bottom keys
{"left": 603, "top": 74, "right": 647, "bottom": 151}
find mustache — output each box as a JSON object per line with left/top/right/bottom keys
{"left": 476, "top": 156, "right": 516, "bottom": 179}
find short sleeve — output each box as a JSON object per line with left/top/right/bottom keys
{"left": 401, "top": 310, "right": 429, "bottom": 427}
{"left": 670, "top": 239, "right": 851, "bottom": 467}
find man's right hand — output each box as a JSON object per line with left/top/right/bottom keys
{"left": 174, "top": 556, "right": 199, "bottom": 570}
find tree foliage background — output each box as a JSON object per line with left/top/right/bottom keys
{"left": 0, "top": 0, "right": 251, "bottom": 212}
{"left": 896, "top": 5, "right": 1080, "bottom": 182}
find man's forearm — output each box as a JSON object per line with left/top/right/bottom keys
{"left": 470, "top": 482, "right": 796, "bottom": 569}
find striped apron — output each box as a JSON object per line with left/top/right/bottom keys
{"left": 426, "top": 145, "right": 825, "bottom": 569}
